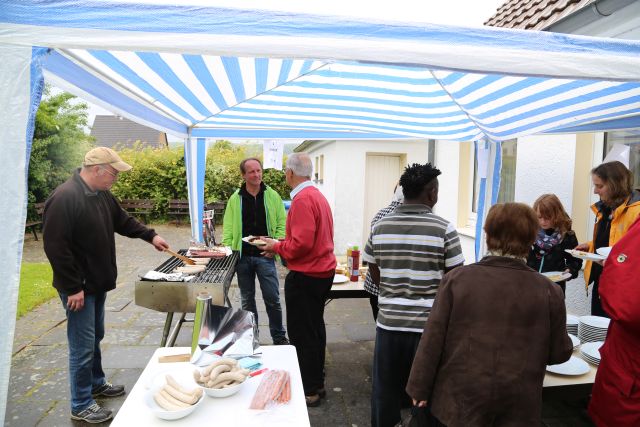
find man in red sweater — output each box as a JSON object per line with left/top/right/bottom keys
{"left": 262, "top": 152, "right": 336, "bottom": 407}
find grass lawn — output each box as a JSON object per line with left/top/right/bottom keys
{"left": 18, "top": 262, "right": 56, "bottom": 318}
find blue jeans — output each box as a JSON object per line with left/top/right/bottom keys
{"left": 372, "top": 327, "right": 422, "bottom": 427}
{"left": 236, "top": 255, "right": 286, "bottom": 341}
{"left": 59, "top": 292, "right": 107, "bottom": 413}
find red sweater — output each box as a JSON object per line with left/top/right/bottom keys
{"left": 274, "top": 186, "right": 336, "bottom": 277}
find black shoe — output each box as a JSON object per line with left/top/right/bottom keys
{"left": 305, "top": 394, "right": 322, "bottom": 407}
{"left": 92, "top": 382, "right": 125, "bottom": 398}
{"left": 273, "top": 337, "right": 290, "bottom": 345}
{"left": 70, "top": 403, "right": 113, "bottom": 423}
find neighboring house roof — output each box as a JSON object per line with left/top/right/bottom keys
{"left": 90, "top": 115, "right": 168, "bottom": 149}
{"left": 485, "top": 0, "right": 593, "bottom": 30}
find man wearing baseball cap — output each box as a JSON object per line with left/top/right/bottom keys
{"left": 43, "top": 146, "right": 169, "bottom": 423}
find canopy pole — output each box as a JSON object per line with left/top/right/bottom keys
{"left": 474, "top": 138, "right": 502, "bottom": 261}
{"left": 0, "top": 46, "right": 47, "bottom": 425}
{"left": 184, "top": 132, "right": 205, "bottom": 243}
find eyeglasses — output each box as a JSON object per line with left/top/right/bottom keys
{"left": 99, "top": 165, "right": 118, "bottom": 178}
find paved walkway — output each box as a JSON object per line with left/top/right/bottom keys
{"left": 8, "top": 224, "right": 594, "bottom": 426}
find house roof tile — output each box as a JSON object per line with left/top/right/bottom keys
{"left": 485, "top": 0, "right": 593, "bottom": 30}
{"left": 90, "top": 115, "right": 168, "bottom": 149}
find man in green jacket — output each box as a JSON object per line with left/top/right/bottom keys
{"left": 222, "top": 157, "right": 289, "bottom": 344}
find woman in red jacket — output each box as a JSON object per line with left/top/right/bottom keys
{"left": 588, "top": 218, "right": 640, "bottom": 426}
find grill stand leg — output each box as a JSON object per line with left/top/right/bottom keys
{"left": 161, "top": 312, "right": 174, "bottom": 347}
{"left": 166, "top": 312, "right": 188, "bottom": 347}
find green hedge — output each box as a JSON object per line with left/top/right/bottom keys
{"left": 111, "top": 141, "right": 288, "bottom": 221}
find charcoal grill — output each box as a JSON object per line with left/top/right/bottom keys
{"left": 135, "top": 250, "right": 239, "bottom": 346}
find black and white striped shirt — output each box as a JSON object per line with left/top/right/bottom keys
{"left": 363, "top": 199, "right": 403, "bottom": 296}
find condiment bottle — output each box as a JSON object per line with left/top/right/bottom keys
{"left": 349, "top": 246, "right": 360, "bottom": 282}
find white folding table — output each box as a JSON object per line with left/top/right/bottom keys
{"left": 111, "top": 345, "right": 310, "bottom": 427}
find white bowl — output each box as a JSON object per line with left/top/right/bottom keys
{"left": 200, "top": 378, "right": 245, "bottom": 398}
{"left": 145, "top": 384, "right": 204, "bottom": 420}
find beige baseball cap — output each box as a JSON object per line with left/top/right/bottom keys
{"left": 83, "top": 147, "right": 132, "bottom": 172}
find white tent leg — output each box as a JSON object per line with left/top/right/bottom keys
{"left": 474, "top": 139, "right": 502, "bottom": 261}
{"left": 0, "top": 45, "right": 43, "bottom": 425}
{"left": 185, "top": 135, "right": 205, "bottom": 243}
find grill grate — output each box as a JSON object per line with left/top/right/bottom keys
{"left": 154, "top": 250, "right": 239, "bottom": 284}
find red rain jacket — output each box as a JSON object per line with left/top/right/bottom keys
{"left": 588, "top": 218, "right": 640, "bottom": 427}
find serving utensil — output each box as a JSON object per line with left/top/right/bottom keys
{"left": 164, "top": 248, "right": 196, "bottom": 265}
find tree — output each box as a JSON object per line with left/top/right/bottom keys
{"left": 28, "top": 86, "right": 93, "bottom": 214}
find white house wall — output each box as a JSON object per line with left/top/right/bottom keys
{"left": 433, "top": 141, "right": 477, "bottom": 264}
{"left": 514, "top": 134, "right": 577, "bottom": 213}
{"left": 306, "top": 139, "right": 430, "bottom": 255}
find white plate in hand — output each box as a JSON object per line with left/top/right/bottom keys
{"left": 546, "top": 356, "right": 590, "bottom": 376}
{"left": 596, "top": 247, "right": 612, "bottom": 257}
{"left": 565, "top": 249, "right": 606, "bottom": 262}
{"left": 333, "top": 274, "right": 349, "bottom": 284}
{"left": 542, "top": 271, "right": 572, "bottom": 282}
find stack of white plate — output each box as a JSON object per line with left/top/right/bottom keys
{"left": 566, "top": 314, "right": 579, "bottom": 336}
{"left": 578, "top": 316, "right": 609, "bottom": 343}
{"left": 580, "top": 341, "right": 604, "bottom": 366}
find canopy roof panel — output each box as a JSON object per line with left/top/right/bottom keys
{"left": 43, "top": 48, "right": 640, "bottom": 141}
{"left": 3, "top": 0, "right": 640, "bottom": 141}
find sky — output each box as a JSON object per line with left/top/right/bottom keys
{"left": 69, "top": 0, "right": 505, "bottom": 138}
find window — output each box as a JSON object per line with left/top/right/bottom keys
{"left": 428, "top": 139, "right": 435, "bottom": 165}
{"left": 497, "top": 139, "right": 517, "bottom": 203}
{"left": 471, "top": 139, "right": 517, "bottom": 213}
{"left": 604, "top": 130, "right": 640, "bottom": 188}
{"left": 314, "top": 154, "right": 324, "bottom": 183}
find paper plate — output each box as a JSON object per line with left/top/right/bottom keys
{"left": 546, "top": 356, "right": 590, "bottom": 376}
{"left": 595, "top": 247, "right": 612, "bottom": 257}
{"left": 333, "top": 274, "right": 349, "bottom": 284}
{"left": 565, "top": 249, "right": 606, "bottom": 262}
{"left": 542, "top": 271, "right": 572, "bottom": 282}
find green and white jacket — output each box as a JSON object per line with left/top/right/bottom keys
{"left": 222, "top": 185, "right": 286, "bottom": 254}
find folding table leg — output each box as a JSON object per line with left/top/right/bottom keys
{"left": 160, "top": 312, "right": 174, "bottom": 347}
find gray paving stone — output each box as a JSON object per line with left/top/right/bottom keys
{"left": 325, "top": 324, "right": 349, "bottom": 343}
{"left": 11, "top": 344, "right": 67, "bottom": 372}
{"left": 4, "top": 399, "right": 54, "bottom": 427}
{"left": 126, "top": 310, "right": 171, "bottom": 327}
{"left": 31, "top": 324, "right": 67, "bottom": 346}
{"left": 344, "top": 323, "right": 376, "bottom": 341}
{"left": 35, "top": 400, "right": 76, "bottom": 427}
{"left": 104, "top": 309, "right": 139, "bottom": 326}
{"left": 101, "top": 326, "right": 151, "bottom": 345}
{"left": 100, "top": 345, "right": 157, "bottom": 369}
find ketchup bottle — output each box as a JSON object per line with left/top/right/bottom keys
{"left": 349, "top": 246, "right": 360, "bottom": 282}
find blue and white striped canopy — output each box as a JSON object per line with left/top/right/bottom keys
{"left": 3, "top": 0, "right": 640, "bottom": 142}
{"left": 2, "top": 3, "right": 640, "bottom": 421}
{"left": 37, "top": 51, "right": 640, "bottom": 141}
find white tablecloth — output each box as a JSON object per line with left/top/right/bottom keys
{"left": 111, "top": 346, "right": 310, "bottom": 427}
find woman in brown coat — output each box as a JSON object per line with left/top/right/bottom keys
{"left": 406, "top": 203, "right": 573, "bottom": 427}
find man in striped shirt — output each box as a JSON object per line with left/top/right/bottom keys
{"left": 363, "top": 163, "right": 464, "bottom": 427}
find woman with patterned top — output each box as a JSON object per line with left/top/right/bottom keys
{"left": 526, "top": 194, "right": 582, "bottom": 295}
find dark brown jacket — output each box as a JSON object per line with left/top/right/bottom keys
{"left": 406, "top": 256, "right": 572, "bottom": 427}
